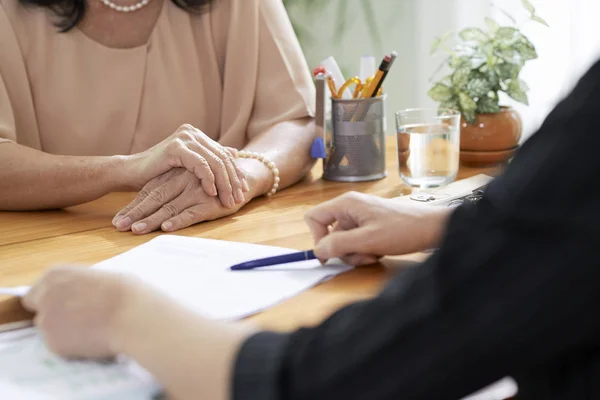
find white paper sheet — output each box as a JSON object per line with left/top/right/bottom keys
{"left": 0, "top": 286, "right": 30, "bottom": 297}
{"left": 92, "top": 235, "right": 352, "bottom": 321}
{"left": 0, "top": 328, "right": 159, "bottom": 400}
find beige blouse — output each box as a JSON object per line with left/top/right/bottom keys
{"left": 0, "top": 0, "right": 315, "bottom": 155}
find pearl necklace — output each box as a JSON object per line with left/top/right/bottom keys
{"left": 237, "top": 151, "right": 280, "bottom": 197}
{"left": 100, "top": 0, "right": 150, "bottom": 13}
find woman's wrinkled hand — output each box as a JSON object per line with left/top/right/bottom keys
{"left": 128, "top": 124, "right": 249, "bottom": 209}
{"left": 113, "top": 168, "right": 249, "bottom": 234}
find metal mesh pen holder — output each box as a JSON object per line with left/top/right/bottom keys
{"left": 324, "top": 96, "right": 387, "bottom": 182}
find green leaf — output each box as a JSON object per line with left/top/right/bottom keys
{"left": 506, "top": 79, "right": 529, "bottom": 105}
{"left": 462, "top": 110, "right": 477, "bottom": 125}
{"left": 430, "top": 37, "right": 442, "bottom": 55}
{"left": 485, "top": 68, "right": 500, "bottom": 89}
{"left": 431, "top": 30, "right": 454, "bottom": 54}
{"left": 521, "top": 0, "right": 535, "bottom": 15}
{"left": 513, "top": 37, "right": 538, "bottom": 60}
{"left": 466, "top": 76, "right": 492, "bottom": 98}
{"left": 497, "top": 47, "right": 520, "bottom": 64}
{"left": 449, "top": 56, "right": 466, "bottom": 69}
{"left": 497, "top": 27, "right": 519, "bottom": 40}
{"left": 477, "top": 95, "right": 501, "bottom": 114}
{"left": 458, "top": 91, "right": 478, "bottom": 124}
{"left": 428, "top": 83, "right": 454, "bottom": 102}
{"left": 440, "top": 98, "right": 460, "bottom": 112}
{"left": 531, "top": 15, "right": 550, "bottom": 27}
{"left": 496, "top": 62, "right": 521, "bottom": 80}
{"left": 491, "top": 2, "right": 517, "bottom": 24}
{"left": 485, "top": 17, "right": 500, "bottom": 33}
{"left": 518, "top": 79, "right": 530, "bottom": 92}
{"left": 452, "top": 64, "right": 471, "bottom": 89}
{"left": 459, "top": 28, "right": 489, "bottom": 43}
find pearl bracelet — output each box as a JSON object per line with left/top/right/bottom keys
{"left": 237, "top": 150, "right": 280, "bottom": 196}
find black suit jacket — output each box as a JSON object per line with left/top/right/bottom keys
{"left": 232, "top": 60, "right": 600, "bottom": 400}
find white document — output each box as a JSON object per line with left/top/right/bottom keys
{"left": 92, "top": 235, "right": 352, "bottom": 321}
{"left": 0, "top": 286, "right": 30, "bottom": 297}
{"left": 0, "top": 236, "right": 352, "bottom": 399}
{"left": 0, "top": 328, "right": 159, "bottom": 400}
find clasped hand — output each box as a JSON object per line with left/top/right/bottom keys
{"left": 116, "top": 124, "right": 252, "bottom": 233}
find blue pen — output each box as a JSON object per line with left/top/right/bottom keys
{"left": 230, "top": 250, "right": 316, "bottom": 271}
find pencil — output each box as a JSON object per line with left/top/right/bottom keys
{"left": 361, "top": 53, "right": 392, "bottom": 99}
{"left": 369, "top": 51, "right": 397, "bottom": 98}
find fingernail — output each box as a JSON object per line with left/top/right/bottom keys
{"left": 228, "top": 195, "right": 235, "bottom": 208}
{"left": 235, "top": 188, "right": 245, "bottom": 203}
{"left": 132, "top": 222, "right": 147, "bottom": 233}
{"left": 116, "top": 217, "right": 132, "bottom": 230}
{"left": 162, "top": 222, "right": 173, "bottom": 231}
{"left": 112, "top": 216, "right": 121, "bottom": 226}
{"left": 211, "top": 185, "right": 218, "bottom": 196}
{"left": 242, "top": 179, "right": 250, "bottom": 192}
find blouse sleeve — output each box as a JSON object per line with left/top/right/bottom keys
{"left": 246, "top": 0, "right": 315, "bottom": 140}
{"left": 0, "top": 72, "right": 16, "bottom": 144}
{"left": 0, "top": 0, "right": 41, "bottom": 148}
{"left": 215, "top": 0, "right": 315, "bottom": 148}
{"left": 0, "top": 3, "right": 17, "bottom": 145}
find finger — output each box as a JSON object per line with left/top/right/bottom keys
{"left": 304, "top": 197, "right": 348, "bottom": 245}
{"left": 225, "top": 148, "right": 250, "bottom": 192}
{"left": 192, "top": 141, "right": 239, "bottom": 208}
{"left": 183, "top": 140, "right": 235, "bottom": 208}
{"left": 161, "top": 207, "right": 209, "bottom": 232}
{"left": 214, "top": 147, "right": 244, "bottom": 204}
{"left": 236, "top": 165, "right": 249, "bottom": 192}
{"left": 22, "top": 283, "right": 43, "bottom": 312}
{"left": 315, "top": 227, "right": 375, "bottom": 261}
{"left": 341, "top": 254, "right": 379, "bottom": 266}
{"left": 112, "top": 175, "right": 169, "bottom": 226}
{"left": 131, "top": 190, "right": 198, "bottom": 235}
{"left": 193, "top": 133, "right": 244, "bottom": 204}
{"left": 176, "top": 144, "right": 218, "bottom": 197}
{"left": 224, "top": 147, "right": 238, "bottom": 158}
{"left": 117, "top": 178, "right": 187, "bottom": 232}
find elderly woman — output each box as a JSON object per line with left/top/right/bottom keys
{"left": 0, "top": 0, "right": 315, "bottom": 233}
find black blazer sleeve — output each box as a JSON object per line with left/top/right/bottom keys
{"left": 233, "top": 60, "right": 600, "bottom": 400}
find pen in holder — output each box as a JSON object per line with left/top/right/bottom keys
{"left": 324, "top": 95, "right": 387, "bottom": 182}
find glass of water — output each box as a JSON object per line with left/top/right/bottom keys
{"left": 395, "top": 108, "right": 460, "bottom": 188}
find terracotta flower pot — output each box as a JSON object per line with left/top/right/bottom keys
{"left": 460, "top": 107, "right": 522, "bottom": 167}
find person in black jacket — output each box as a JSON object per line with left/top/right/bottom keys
{"left": 23, "top": 59, "right": 600, "bottom": 400}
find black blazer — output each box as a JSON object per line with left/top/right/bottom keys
{"left": 233, "top": 60, "right": 600, "bottom": 400}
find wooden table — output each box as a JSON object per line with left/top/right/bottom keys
{"left": 0, "top": 137, "right": 498, "bottom": 331}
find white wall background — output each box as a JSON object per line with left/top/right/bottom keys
{"left": 289, "top": 0, "right": 600, "bottom": 140}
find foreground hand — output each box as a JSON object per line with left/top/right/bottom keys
{"left": 22, "top": 267, "right": 137, "bottom": 359}
{"left": 129, "top": 124, "right": 249, "bottom": 209}
{"left": 113, "top": 168, "right": 248, "bottom": 234}
{"left": 304, "top": 192, "right": 452, "bottom": 265}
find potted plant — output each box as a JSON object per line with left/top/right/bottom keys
{"left": 428, "top": 0, "right": 548, "bottom": 166}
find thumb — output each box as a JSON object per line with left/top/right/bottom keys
{"left": 315, "top": 227, "right": 372, "bottom": 260}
